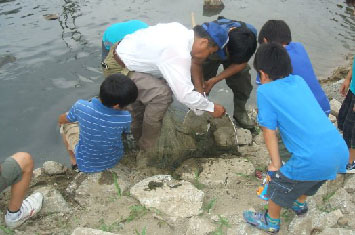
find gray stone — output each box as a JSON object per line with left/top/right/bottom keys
{"left": 329, "top": 114, "right": 337, "bottom": 123}
{"left": 175, "top": 157, "right": 255, "bottom": 187}
{"left": 231, "top": 223, "right": 265, "bottom": 235}
{"left": 186, "top": 217, "right": 215, "bottom": 235}
{"left": 330, "top": 99, "right": 342, "bottom": 117}
{"left": 203, "top": 0, "right": 224, "bottom": 9}
{"left": 344, "top": 174, "right": 355, "bottom": 194}
{"left": 71, "top": 227, "right": 119, "bottom": 235}
{"left": 318, "top": 228, "right": 355, "bottom": 235}
{"left": 328, "top": 188, "right": 355, "bottom": 214}
{"left": 43, "top": 161, "right": 67, "bottom": 175}
{"left": 36, "top": 186, "right": 71, "bottom": 214}
{"left": 236, "top": 128, "right": 252, "bottom": 145}
{"left": 312, "top": 209, "right": 343, "bottom": 231}
{"left": 130, "top": 175, "right": 204, "bottom": 218}
{"left": 327, "top": 174, "right": 345, "bottom": 194}
{"left": 288, "top": 215, "right": 313, "bottom": 235}
{"left": 75, "top": 170, "right": 130, "bottom": 206}
{"left": 214, "top": 126, "right": 236, "bottom": 147}
{"left": 253, "top": 132, "right": 264, "bottom": 145}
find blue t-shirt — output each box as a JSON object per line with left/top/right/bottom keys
{"left": 102, "top": 20, "right": 148, "bottom": 50}
{"left": 256, "top": 42, "right": 331, "bottom": 116}
{"left": 257, "top": 74, "right": 348, "bottom": 181}
{"left": 66, "top": 98, "right": 131, "bottom": 173}
{"left": 350, "top": 56, "right": 355, "bottom": 94}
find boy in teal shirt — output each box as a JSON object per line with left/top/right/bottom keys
{"left": 244, "top": 43, "right": 348, "bottom": 233}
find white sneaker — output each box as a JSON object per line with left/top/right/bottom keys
{"left": 5, "top": 192, "right": 44, "bottom": 228}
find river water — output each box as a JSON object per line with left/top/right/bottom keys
{"left": 0, "top": 0, "right": 354, "bottom": 167}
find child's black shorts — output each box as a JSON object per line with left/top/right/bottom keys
{"left": 339, "top": 91, "right": 355, "bottom": 149}
{"left": 266, "top": 171, "right": 325, "bottom": 208}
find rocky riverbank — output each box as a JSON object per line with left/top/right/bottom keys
{"left": 1, "top": 62, "right": 354, "bottom": 235}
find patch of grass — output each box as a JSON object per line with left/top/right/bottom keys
{"left": 126, "top": 205, "right": 149, "bottom": 222}
{"left": 212, "top": 215, "right": 231, "bottom": 235}
{"left": 112, "top": 172, "right": 122, "bottom": 198}
{"left": 203, "top": 198, "right": 217, "bottom": 214}
{"left": 281, "top": 209, "right": 294, "bottom": 224}
{"left": 322, "top": 191, "right": 336, "bottom": 202}
{"left": 135, "top": 226, "right": 147, "bottom": 235}
{"left": 193, "top": 169, "right": 206, "bottom": 190}
{"left": 98, "top": 219, "right": 120, "bottom": 233}
{"left": 0, "top": 225, "right": 14, "bottom": 235}
{"left": 235, "top": 172, "right": 255, "bottom": 180}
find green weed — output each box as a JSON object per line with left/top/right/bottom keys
{"left": 0, "top": 225, "right": 14, "bottom": 235}
{"left": 322, "top": 191, "right": 335, "bottom": 202}
{"left": 212, "top": 215, "right": 231, "bottom": 235}
{"left": 203, "top": 198, "right": 217, "bottom": 213}
{"left": 126, "top": 205, "right": 149, "bottom": 222}
{"left": 112, "top": 173, "right": 122, "bottom": 198}
{"left": 135, "top": 226, "right": 147, "bottom": 235}
{"left": 281, "top": 210, "right": 294, "bottom": 224}
{"left": 193, "top": 169, "right": 206, "bottom": 190}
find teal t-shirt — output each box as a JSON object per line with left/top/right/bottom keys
{"left": 257, "top": 74, "right": 348, "bottom": 181}
{"left": 350, "top": 56, "right": 355, "bottom": 94}
{"left": 102, "top": 20, "right": 148, "bottom": 50}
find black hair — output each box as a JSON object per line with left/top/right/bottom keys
{"left": 193, "top": 25, "right": 217, "bottom": 47}
{"left": 227, "top": 26, "right": 257, "bottom": 64}
{"left": 258, "top": 20, "right": 292, "bottom": 45}
{"left": 253, "top": 42, "right": 293, "bottom": 81}
{"left": 99, "top": 74, "right": 138, "bottom": 108}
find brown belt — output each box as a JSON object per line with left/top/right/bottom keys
{"left": 113, "top": 42, "right": 126, "bottom": 68}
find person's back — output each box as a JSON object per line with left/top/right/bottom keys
{"left": 257, "top": 74, "right": 347, "bottom": 180}
{"left": 59, "top": 74, "right": 138, "bottom": 173}
{"left": 257, "top": 20, "right": 331, "bottom": 116}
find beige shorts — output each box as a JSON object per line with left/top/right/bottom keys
{"left": 61, "top": 122, "right": 79, "bottom": 153}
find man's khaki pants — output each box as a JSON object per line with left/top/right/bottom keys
{"left": 103, "top": 46, "right": 172, "bottom": 151}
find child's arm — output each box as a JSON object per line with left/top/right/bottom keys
{"left": 261, "top": 126, "right": 281, "bottom": 171}
{"left": 340, "top": 68, "right": 353, "bottom": 97}
{"left": 58, "top": 113, "right": 71, "bottom": 125}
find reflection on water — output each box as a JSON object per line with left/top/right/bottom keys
{"left": 0, "top": 0, "right": 354, "bottom": 167}
{"left": 59, "top": 0, "right": 87, "bottom": 49}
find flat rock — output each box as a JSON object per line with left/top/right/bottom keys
{"left": 318, "top": 228, "right": 355, "bottom": 235}
{"left": 74, "top": 170, "right": 130, "bottom": 206}
{"left": 328, "top": 188, "right": 355, "bottom": 214}
{"left": 344, "top": 174, "right": 355, "bottom": 194}
{"left": 330, "top": 99, "right": 342, "bottom": 117}
{"left": 214, "top": 126, "right": 236, "bottom": 147}
{"left": 43, "top": 161, "right": 67, "bottom": 175}
{"left": 36, "top": 186, "right": 71, "bottom": 214}
{"left": 71, "top": 227, "right": 119, "bottom": 235}
{"left": 236, "top": 128, "right": 252, "bottom": 145}
{"left": 130, "top": 175, "right": 204, "bottom": 218}
{"left": 186, "top": 216, "right": 215, "bottom": 235}
{"left": 175, "top": 157, "right": 255, "bottom": 187}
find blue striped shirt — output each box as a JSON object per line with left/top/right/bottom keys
{"left": 66, "top": 98, "right": 131, "bottom": 173}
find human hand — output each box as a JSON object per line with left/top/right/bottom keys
{"left": 340, "top": 79, "right": 351, "bottom": 97}
{"left": 204, "top": 79, "right": 216, "bottom": 95}
{"left": 209, "top": 104, "right": 225, "bottom": 118}
{"left": 267, "top": 162, "right": 280, "bottom": 172}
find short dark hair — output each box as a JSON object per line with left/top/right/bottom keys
{"left": 193, "top": 25, "right": 217, "bottom": 47}
{"left": 227, "top": 27, "right": 257, "bottom": 64}
{"left": 258, "top": 20, "right": 292, "bottom": 45}
{"left": 253, "top": 42, "right": 293, "bottom": 81}
{"left": 99, "top": 74, "right": 138, "bottom": 108}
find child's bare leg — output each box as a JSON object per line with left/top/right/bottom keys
{"left": 297, "top": 195, "right": 307, "bottom": 203}
{"left": 349, "top": 148, "right": 355, "bottom": 163}
{"left": 267, "top": 199, "right": 282, "bottom": 219}
{"left": 61, "top": 132, "right": 76, "bottom": 165}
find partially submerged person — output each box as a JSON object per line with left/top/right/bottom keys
{"left": 101, "top": 20, "right": 148, "bottom": 61}
{"left": 102, "top": 22, "right": 227, "bottom": 151}
{"left": 1, "top": 152, "right": 43, "bottom": 228}
{"left": 338, "top": 55, "right": 355, "bottom": 173}
{"left": 58, "top": 74, "right": 138, "bottom": 173}
{"left": 195, "top": 16, "right": 257, "bottom": 129}
{"left": 256, "top": 20, "right": 331, "bottom": 116}
{"left": 243, "top": 43, "right": 348, "bottom": 233}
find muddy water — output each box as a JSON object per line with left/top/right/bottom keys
{"left": 0, "top": 0, "right": 354, "bottom": 167}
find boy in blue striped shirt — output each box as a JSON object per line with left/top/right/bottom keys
{"left": 58, "top": 74, "right": 138, "bottom": 173}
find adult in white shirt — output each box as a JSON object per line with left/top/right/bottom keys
{"left": 102, "top": 22, "right": 228, "bottom": 151}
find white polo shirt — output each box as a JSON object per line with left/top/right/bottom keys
{"left": 116, "top": 22, "right": 214, "bottom": 112}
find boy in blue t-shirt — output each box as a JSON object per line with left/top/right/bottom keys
{"left": 58, "top": 74, "right": 138, "bottom": 173}
{"left": 243, "top": 43, "right": 348, "bottom": 233}
{"left": 101, "top": 20, "right": 148, "bottom": 61}
{"left": 256, "top": 20, "right": 330, "bottom": 116}
{"left": 338, "top": 56, "right": 355, "bottom": 173}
